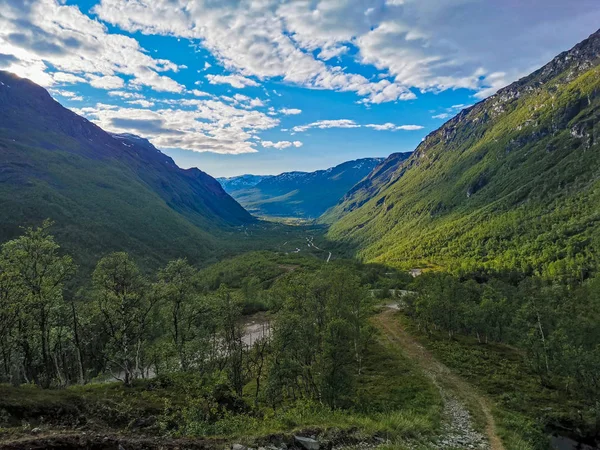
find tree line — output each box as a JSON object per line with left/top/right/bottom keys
{"left": 406, "top": 271, "right": 600, "bottom": 428}
{"left": 0, "top": 222, "right": 370, "bottom": 409}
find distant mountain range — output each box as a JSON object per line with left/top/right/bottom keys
{"left": 218, "top": 174, "right": 274, "bottom": 192}
{"left": 325, "top": 29, "right": 600, "bottom": 277}
{"left": 0, "top": 71, "right": 253, "bottom": 270}
{"left": 219, "top": 158, "right": 387, "bottom": 219}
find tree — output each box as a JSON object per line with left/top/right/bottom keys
{"left": 0, "top": 255, "right": 24, "bottom": 384}
{"left": 155, "top": 259, "right": 199, "bottom": 371}
{"left": 216, "top": 285, "right": 245, "bottom": 396}
{"left": 92, "top": 252, "right": 154, "bottom": 385}
{"left": 0, "top": 221, "right": 75, "bottom": 386}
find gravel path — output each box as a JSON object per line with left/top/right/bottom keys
{"left": 374, "top": 308, "right": 505, "bottom": 450}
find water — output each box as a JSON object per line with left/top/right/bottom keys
{"left": 240, "top": 312, "right": 271, "bottom": 346}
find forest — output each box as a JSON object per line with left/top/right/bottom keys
{"left": 0, "top": 221, "right": 598, "bottom": 450}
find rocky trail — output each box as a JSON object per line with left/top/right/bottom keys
{"left": 373, "top": 308, "right": 505, "bottom": 450}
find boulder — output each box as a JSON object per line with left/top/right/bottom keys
{"left": 294, "top": 436, "right": 319, "bottom": 450}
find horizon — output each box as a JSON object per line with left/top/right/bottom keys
{"left": 1, "top": 1, "right": 599, "bottom": 177}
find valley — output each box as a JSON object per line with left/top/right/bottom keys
{"left": 218, "top": 158, "right": 385, "bottom": 220}
{"left": 0, "top": 14, "right": 598, "bottom": 450}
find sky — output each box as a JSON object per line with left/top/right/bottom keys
{"left": 1, "top": 1, "right": 599, "bottom": 177}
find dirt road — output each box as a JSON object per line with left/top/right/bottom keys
{"left": 374, "top": 308, "right": 505, "bottom": 450}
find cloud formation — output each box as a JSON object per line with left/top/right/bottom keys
{"left": 206, "top": 74, "right": 259, "bottom": 89}
{"left": 74, "top": 96, "right": 280, "bottom": 154}
{"left": 261, "top": 140, "right": 303, "bottom": 150}
{"left": 294, "top": 120, "right": 422, "bottom": 133}
{"left": 93, "top": 0, "right": 600, "bottom": 100}
{"left": 366, "top": 123, "right": 423, "bottom": 131}
{"left": 0, "top": 0, "right": 184, "bottom": 91}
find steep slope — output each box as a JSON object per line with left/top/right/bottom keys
{"left": 225, "top": 158, "right": 384, "bottom": 219}
{"left": 327, "top": 29, "right": 600, "bottom": 278}
{"left": 0, "top": 71, "right": 254, "bottom": 270}
{"left": 217, "top": 174, "right": 273, "bottom": 192}
{"left": 320, "top": 152, "right": 412, "bottom": 223}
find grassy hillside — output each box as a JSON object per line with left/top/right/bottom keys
{"left": 327, "top": 29, "right": 600, "bottom": 279}
{"left": 0, "top": 71, "right": 254, "bottom": 271}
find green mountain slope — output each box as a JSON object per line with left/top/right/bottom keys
{"left": 0, "top": 71, "right": 254, "bottom": 270}
{"left": 327, "top": 29, "right": 600, "bottom": 279}
{"left": 223, "top": 158, "right": 384, "bottom": 219}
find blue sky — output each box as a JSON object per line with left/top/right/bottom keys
{"left": 1, "top": 0, "right": 599, "bottom": 177}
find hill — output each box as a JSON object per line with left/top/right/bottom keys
{"left": 0, "top": 71, "right": 254, "bottom": 271}
{"left": 326, "top": 29, "right": 600, "bottom": 278}
{"left": 223, "top": 158, "right": 385, "bottom": 219}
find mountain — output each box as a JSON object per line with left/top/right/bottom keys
{"left": 217, "top": 174, "right": 274, "bottom": 192}
{"left": 321, "top": 152, "right": 413, "bottom": 223}
{"left": 0, "top": 71, "right": 254, "bottom": 270}
{"left": 223, "top": 158, "right": 385, "bottom": 219}
{"left": 326, "top": 29, "right": 600, "bottom": 277}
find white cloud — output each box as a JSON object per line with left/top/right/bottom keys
{"left": 74, "top": 96, "right": 279, "bottom": 155}
{"left": 366, "top": 122, "right": 423, "bottom": 131}
{"left": 293, "top": 119, "right": 360, "bottom": 133}
{"left": 108, "top": 90, "right": 144, "bottom": 99}
{"left": 50, "top": 89, "right": 84, "bottom": 101}
{"left": 53, "top": 72, "right": 87, "bottom": 84}
{"left": 396, "top": 124, "right": 424, "bottom": 130}
{"left": 93, "top": 0, "right": 415, "bottom": 103}
{"left": 206, "top": 74, "right": 259, "bottom": 89}
{"left": 50, "top": 89, "right": 77, "bottom": 98}
{"left": 190, "top": 89, "right": 211, "bottom": 97}
{"left": 432, "top": 113, "right": 450, "bottom": 120}
{"left": 261, "top": 140, "right": 303, "bottom": 149}
{"left": 280, "top": 108, "right": 302, "bottom": 115}
{"left": 249, "top": 98, "right": 264, "bottom": 108}
{"left": 93, "top": 0, "right": 600, "bottom": 101}
{"left": 293, "top": 119, "right": 422, "bottom": 133}
{"left": 127, "top": 99, "right": 155, "bottom": 108}
{"left": 0, "top": 0, "right": 184, "bottom": 93}
{"left": 88, "top": 74, "right": 125, "bottom": 90}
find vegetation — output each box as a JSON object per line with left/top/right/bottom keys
{"left": 400, "top": 269, "right": 600, "bottom": 447}
{"left": 326, "top": 32, "right": 600, "bottom": 280}
{"left": 0, "top": 223, "right": 440, "bottom": 447}
{"left": 223, "top": 158, "right": 383, "bottom": 219}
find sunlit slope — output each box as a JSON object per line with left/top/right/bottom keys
{"left": 327, "top": 29, "right": 600, "bottom": 277}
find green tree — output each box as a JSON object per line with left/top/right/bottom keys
{"left": 155, "top": 259, "right": 199, "bottom": 371}
{"left": 0, "top": 221, "right": 75, "bottom": 386}
{"left": 92, "top": 252, "right": 154, "bottom": 385}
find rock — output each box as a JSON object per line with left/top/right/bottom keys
{"left": 131, "top": 416, "right": 156, "bottom": 428}
{"left": 232, "top": 444, "right": 247, "bottom": 450}
{"left": 31, "top": 427, "right": 42, "bottom": 435}
{"left": 294, "top": 436, "right": 319, "bottom": 450}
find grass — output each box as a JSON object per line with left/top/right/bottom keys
{"left": 164, "top": 330, "right": 443, "bottom": 447}
{"left": 399, "top": 314, "right": 591, "bottom": 450}
{"left": 326, "top": 56, "right": 600, "bottom": 280}
{"left": 0, "top": 326, "right": 443, "bottom": 448}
